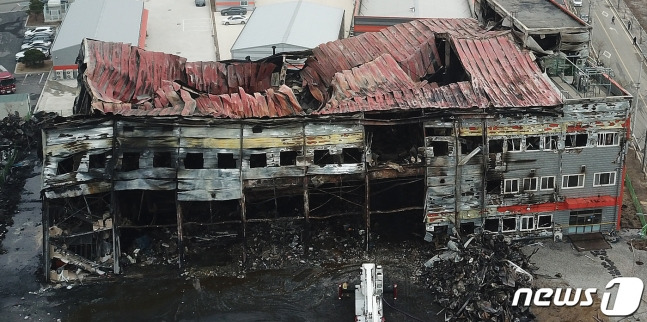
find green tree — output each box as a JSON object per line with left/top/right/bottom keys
{"left": 22, "top": 49, "right": 46, "bottom": 67}
{"left": 27, "top": 0, "right": 44, "bottom": 16}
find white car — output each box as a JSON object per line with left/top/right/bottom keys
{"left": 573, "top": 0, "right": 582, "bottom": 7}
{"left": 222, "top": 15, "right": 248, "bottom": 25}
{"left": 24, "top": 26, "right": 56, "bottom": 37}
{"left": 21, "top": 39, "right": 52, "bottom": 50}
{"left": 16, "top": 47, "right": 51, "bottom": 62}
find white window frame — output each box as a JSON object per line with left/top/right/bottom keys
{"left": 537, "top": 214, "right": 553, "bottom": 229}
{"left": 543, "top": 135, "right": 558, "bottom": 151}
{"left": 540, "top": 176, "right": 555, "bottom": 191}
{"left": 523, "top": 177, "right": 538, "bottom": 191}
{"left": 504, "top": 178, "right": 520, "bottom": 194}
{"left": 593, "top": 171, "right": 616, "bottom": 186}
{"left": 240, "top": 0, "right": 248, "bottom": 5}
{"left": 520, "top": 216, "right": 535, "bottom": 231}
{"left": 562, "top": 174, "right": 585, "bottom": 189}
{"left": 597, "top": 132, "right": 620, "bottom": 147}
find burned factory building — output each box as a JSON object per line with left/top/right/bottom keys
{"left": 40, "top": 18, "right": 631, "bottom": 281}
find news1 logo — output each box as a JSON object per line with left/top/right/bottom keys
{"left": 512, "top": 277, "right": 644, "bottom": 316}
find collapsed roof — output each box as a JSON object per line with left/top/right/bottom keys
{"left": 76, "top": 18, "right": 562, "bottom": 118}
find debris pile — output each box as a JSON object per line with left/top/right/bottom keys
{"left": 421, "top": 234, "right": 536, "bottom": 321}
{"left": 0, "top": 112, "right": 58, "bottom": 248}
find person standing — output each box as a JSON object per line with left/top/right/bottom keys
{"left": 612, "top": 16, "right": 615, "bottom": 24}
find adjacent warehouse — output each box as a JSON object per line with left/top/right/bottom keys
{"left": 50, "top": 0, "right": 148, "bottom": 78}
{"left": 230, "top": 0, "right": 344, "bottom": 60}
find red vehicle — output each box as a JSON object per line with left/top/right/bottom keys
{"left": 0, "top": 65, "right": 16, "bottom": 94}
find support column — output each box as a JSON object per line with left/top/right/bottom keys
{"left": 365, "top": 174, "right": 370, "bottom": 251}
{"left": 111, "top": 191, "right": 121, "bottom": 274}
{"left": 176, "top": 201, "right": 184, "bottom": 268}
{"left": 42, "top": 197, "right": 50, "bottom": 281}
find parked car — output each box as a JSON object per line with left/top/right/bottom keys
{"left": 16, "top": 47, "right": 51, "bottom": 62}
{"left": 220, "top": 6, "right": 247, "bottom": 16}
{"left": 195, "top": 0, "right": 205, "bottom": 6}
{"left": 222, "top": 15, "right": 248, "bottom": 25}
{"left": 24, "top": 26, "right": 55, "bottom": 37}
{"left": 24, "top": 32, "right": 54, "bottom": 41}
{"left": 23, "top": 35, "right": 54, "bottom": 44}
{"left": 21, "top": 39, "right": 52, "bottom": 50}
{"left": 573, "top": 0, "right": 582, "bottom": 7}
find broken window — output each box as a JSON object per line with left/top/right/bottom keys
{"left": 483, "top": 218, "right": 499, "bottom": 232}
{"left": 162, "top": 125, "right": 174, "bottom": 132}
{"left": 525, "top": 136, "right": 541, "bottom": 151}
{"left": 537, "top": 214, "right": 553, "bottom": 228}
{"left": 489, "top": 139, "right": 503, "bottom": 153}
{"left": 487, "top": 179, "right": 502, "bottom": 194}
{"left": 280, "top": 151, "right": 297, "bottom": 166}
{"left": 523, "top": 177, "right": 538, "bottom": 191}
{"left": 502, "top": 217, "right": 516, "bottom": 232}
{"left": 460, "top": 136, "right": 481, "bottom": 154}
{"left": 565, "top": 133, "right": 588, "bottom": 148}
{"left": 504, "top": 178, "right": 519, "bottom": 194}
{"left": 426, "top": 127, "right": 452, "bottom": 136}
{"left": 430, "top": 141, "right": 449, "bottom": 156}
{"left": 460, "top": 222, "right": 475, "bottom": 235}
{"left": 597, "top": 132, "right": 619, "bottom": 146}
{"left": 313, "top": 149, "right": 334, "bottom": 165}
{"left": 562, "top": 174, "right": 585, "bottom": 189}
{"left": 593, "top": 172, "right": 616, "bottom": 186}
{"left": 249, "top": 153, "right": 267, "bottom": 168}
{"left": 88, "top": 153, "right": 107, "bottom": 169}
{"left": 121, "top": 152, "right": 140, "bottom": 171}
{"left": 123, "top": 125, "right": 134, "bottom": 132}
{"left": 543, "top": 135, "right": 558, "bottom": 150}
{"left": 184, "top": 153, "right": 204, "bottom": 169}
{"left": 57, "top": 154, "right": 81, "bottom": 174}
{"left": 342, "top": 148, "right": 362, "bottom": 163}
{"left": 153, "top": 152, "right": 173, "bottom": 168}
{"left": 217, "top": 153, "right": 237, "bottom": 169}
{"left": 540, "top": 176, "right": 555, "bottom": 190}
{"left": 520, "top": 216, "right": 534, "bottom": 231}
{"left": 505, "top": 138, "right": 521, "bottom": 152}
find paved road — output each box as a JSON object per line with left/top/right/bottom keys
{"left": 0, "top": 0, "right": 28, "bottom": 14}
{"left": 588, "top": 0, "right": 647, "bottom": 151}
{"left": 0, "top": 10, "right": 47, "bottom": 110}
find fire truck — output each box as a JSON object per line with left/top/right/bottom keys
{"left": 0, "top": 65, "right": 17, "bottom": 94}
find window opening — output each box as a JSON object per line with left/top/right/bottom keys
{"left": 430, "top": 141, "right": 449, "bottom": 156}
{"left": 489, "top": 139, "right": 503, "bottom": 153}
{"left": 526, "top": 136, "right": 541, "bottom": 151}
{"left": 122, "top": 152, "right": 140, "bottom": 171}
{"left": 502, "top": 217, "right": 516, "bottom": 232}
{"left": 523, "top": 177, "right": 538, "bottom": 191}
{"left": 217, "top": 153, "right": 237, "bottom": 169}
{"left": 565, "top": 133, "right": 588, "bottom": 148}
{"left": 342, "top": 148, "right": 362, "bottom": 163}
{"left": 504, "top": 178, "right": 519, "bottom": 194}
{"left": 543, "top": 135, "right": 558, "bottom": 150}
{"left": 594, "top": 172, "right": 616, "bottom": 186}
{"left": 597, "top": 132, "right": 619, "bottom": 146}
{"left": 540, "top": 176, "right": 555, "bottom": 190}
{"left": 520, "top": 216, "right": 534, "bottom": 231}
{"left": 280, "top": 151, "right": 297, "bottom": 166}
{"left": 184, "top": 153, "right": 204, "bottom": 169}
{"left": 313, "top": 149, "right": 334, "bottom": 165}
{"left": 153, "top": 152, "right": 173, "bottom": 168}
{"left": 505, "top": 138, "right": 522, "bottom": 152}
{"left": 88, "top": 153, "right": 107, "bottom": 169}
{"left": 537, "top": 215, "right": 553, "bottom": 228}
{"left": 484, "top": 218, "right": 499, "bottom": 232}
{"left": 249, "top": 153, "right": 267, "bottom": 168}
{"left": 562, "top": 174, "right": 585, "bottom": 189}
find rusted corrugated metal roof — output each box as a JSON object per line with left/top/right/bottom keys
{"left": 453, "top": 36, "right": 562, "bottom": 107}
{"left": 305, "top": 19, "right": 561, "bottom": 113}
{"left": 82, "top": 39, "right": 296, "bottom": 118}
{"left": 91, "top": 80, "right": 303, "bottom": 118}
{"left": 317, "top": 53, "right": 489, "bottom": 114}
{"left": 81, "top": 17, "right": 563, "bottom": 119}
{"left": 301, "top": 18, "right": 508, "bottom": 104}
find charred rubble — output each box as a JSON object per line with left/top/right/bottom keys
{"left": 0, "top": 112, "right": 58, "bottom": 250}
{"left": 421, "top": 234, "right": 537, "bottom": 321}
